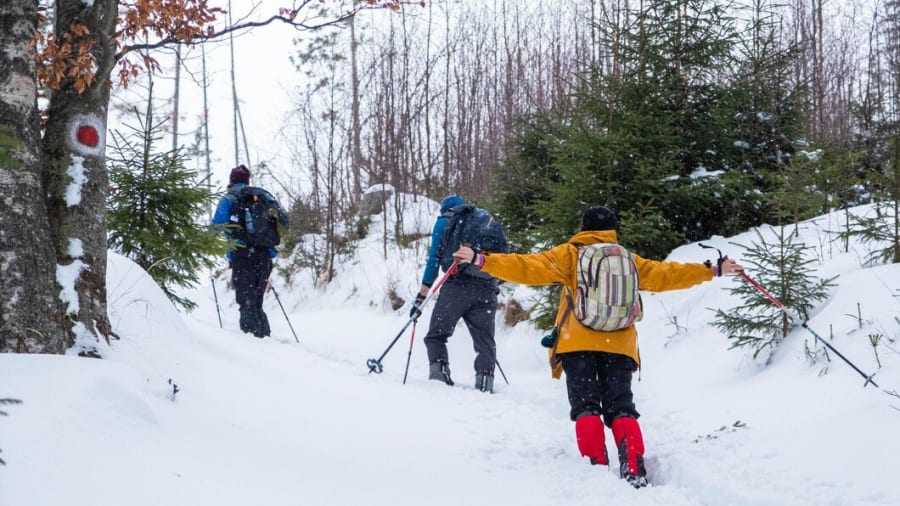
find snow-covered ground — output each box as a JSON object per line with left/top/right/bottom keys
{"left": 2, "top": 195, "right": 898, "bottom": 506}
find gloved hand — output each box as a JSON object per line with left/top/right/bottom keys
{"left": 409, "top": 293, "right": 427, "bottom": 319}
{"left": 705, "top": 257, "right": 727, "bottom": 277}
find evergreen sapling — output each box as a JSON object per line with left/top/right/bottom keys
{"left": 0, "top": 398, "right": 22, "bottom": 465}
{"left": 712, "top": 226, "right": 835, "bottom": 362}
{"left": 107, "top": 87, "right": 227, "bottom": 311}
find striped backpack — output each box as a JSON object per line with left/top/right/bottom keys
{"left": 570, "top": 243, "right": 643, "bottom": 331}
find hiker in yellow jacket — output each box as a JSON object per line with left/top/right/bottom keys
{"left": 453, "top": 205, "right": 743, "bottom": 488}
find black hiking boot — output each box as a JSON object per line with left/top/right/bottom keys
{"left": 429, "top": 360, "right": 454, "bottom": 386}
{"left": 474, "top": 371, "right": 494, "bottom": 393}
{"left": 624, "top": 474, "right": 648, "bottom": 489}
{"left": 617, "top": 439, "right": 647, "bottom": 488}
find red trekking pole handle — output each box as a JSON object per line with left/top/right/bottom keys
{"left": 700, "top": 244, "right": 784, "bottom": 309}
{"left": 366, "top": 259, "right": 460, "bottom": 375}
{"left": 431, "top": 259, "right": 460, "bottom": 294}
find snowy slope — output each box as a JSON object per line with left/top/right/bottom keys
{"left": 1, "top": 196, "right": 898, "bottom": 506}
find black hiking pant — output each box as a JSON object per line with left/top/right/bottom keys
{"left": 231, "top": 246, "right": 272, "bottom": 338}
{"left": 424, "top": 275, "right": 499, "bottom": 375}
{"left": 559, "top": 351, "right": 640, "bottom": 425}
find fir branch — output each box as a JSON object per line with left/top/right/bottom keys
{"left": 0, "top": 398, "right": 22, "bottom": 417}
{"left": 1, "top": 398, "right": 22, "bottom": 466}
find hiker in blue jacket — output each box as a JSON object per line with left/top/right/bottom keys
{"left": 211, "top": 165, "right": 288, "bottom": 338}
{"left": 410, "top": 195, "right": 500, "bottom": 393}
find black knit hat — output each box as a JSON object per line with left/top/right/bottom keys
{"left": 581, "top": 205, "right": 619, "bottom": 232}
{"left": 229, "top": 164, "right": 251, "bottom": 185}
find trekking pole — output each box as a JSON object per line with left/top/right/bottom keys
{"left": 699, "top": 243, "right": 878, "bottom": 388}
{"left": 270, "top": 285, "right": 299, "bottom": 343}
{"left": 402, "top": 320, "right": 418, "bottom": 385}
{"left": 739, "top": 270, "right": 878, "bottom": 387}
{"left": 367, "top": 259, "right": 460, "bottom": 374}
{"left": 495, "top": 359, "right": 510, "bottom": 385}
{"left": 211, "top": 277, "right": 223, "bottom": 328}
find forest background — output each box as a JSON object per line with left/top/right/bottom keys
{"left": 0, "top": 0, "right": 899, "bottom": 354}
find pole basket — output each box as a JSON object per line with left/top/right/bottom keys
{"left": 365, "top": 260, "right": 460, "bottom": 376}
{"left": 367, "top": 358, "right": 384, "bottom": 374}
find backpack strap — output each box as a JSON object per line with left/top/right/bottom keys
{"left": 548, "top": 289, "right": 576, "bottom": 371}
{"left": 227, "top": 185, "right": 252, "bottom": 204}
{"left": 436, "top": 211, "right": 462, "bottom": 275}
{"left": 561, "top": 242, "right": 585, "bottom": 323}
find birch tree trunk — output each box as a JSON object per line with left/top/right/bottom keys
{"left": 40, "top": 0, "right": 118, "bottom": 355}
{"left": 0, "top": 0, "right": 68, "bottom": 353}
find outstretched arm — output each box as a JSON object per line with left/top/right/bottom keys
{"left": 635, "top": 254, "right": 744, "bottom": 292}
{"left": 454, "top": 245, "right": 572, "bottom": 287}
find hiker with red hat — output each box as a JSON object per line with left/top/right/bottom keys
{"left": 454, "top": 205, "right": 742, "bottom": 488}
{"left": 212, "top": 165, "right": 289, "bottom": 338}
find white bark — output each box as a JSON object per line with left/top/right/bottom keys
{"left": 0, "top": 0, "right": 68, "bottom": 353}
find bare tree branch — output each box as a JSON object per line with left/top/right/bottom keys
{"left": 116, "top": 11, "right": 357, "bottom": 61}
{"left": 113, "top": 0, "right": 427, "bottom": 62}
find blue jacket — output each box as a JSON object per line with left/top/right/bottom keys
{"left": 420, "top": 196, "right": 465, "bottom": 286}
{"left": 212, "top": 183, "right": 279, "bottom": 260}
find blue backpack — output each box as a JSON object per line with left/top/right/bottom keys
{"left": 437, "top": 204, "right": 509, "bottom": 275}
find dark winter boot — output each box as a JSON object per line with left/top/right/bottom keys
{"left": 611, "top": 416, "right": 647, "bottom": 488}
{"left": 253, "top": 310, "right": 271, "bottom": 338}
{"left": 428, "top": 360, "right": 454, "bottom": 386}
{"left": 475, "top": 371, "right": 494, "bottom": 393}
{"left": 238, "top": 307, "right": 257, "bottom": 335}
{"left": 575, "top": 414, "right": 608, "bottom": 466}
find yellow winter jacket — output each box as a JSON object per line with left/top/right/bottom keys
{"left": 479, "top": 230, "right": 714, "bottom": 378}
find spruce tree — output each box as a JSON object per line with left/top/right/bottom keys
{"left": 618, "top": 202, "right": 682, "bottom": 261}
{"left": 767, "top": 156, "right": 826, "bottom": 233}
{"left": 492, "top": 113, "right": 567, "bottom": 252}
{"left": 712, "top": 227, "right": 835, "bottom": 360}
{"left": 494, "top": 0, "right": 793, "bottom": 258}
{"left": 838, "top": 200, "right": 900, "bottom": 266}
{"left": 107, "top": 87, "right": 227, "bottom": 311}
{"left": 836, "top": 140, "right": 900, "bottom": 265}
